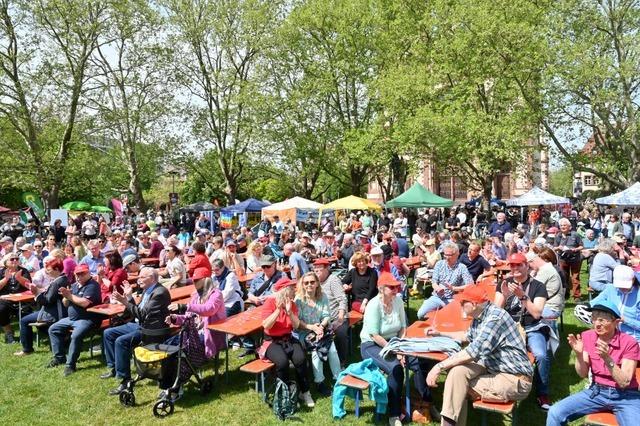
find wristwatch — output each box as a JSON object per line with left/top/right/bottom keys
{"left": 605, "top": 358, "right": 615, "bottom": 369}
{"left": 519, "top": 295, "right": 528, "bottom": 302}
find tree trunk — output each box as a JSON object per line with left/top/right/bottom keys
{"left": 123, "top": 141, "right": 146, "bottom": 211}
{"left": 481, "top": 177, "right": 493, "bottom": 211}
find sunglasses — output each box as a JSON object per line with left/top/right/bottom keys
{"left": 261, "top": 264, "right": 274, "bottom": 269}
{"left": 9, "top": 257, "right": 19, "bottom": 261}
{"left": 302, "top": 280, "right": 317, "bottom": 285}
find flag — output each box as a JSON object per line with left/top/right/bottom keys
{"left": 220, "top": 212, "right": 233, "bottom": 229}
{"left": 22, "top": 192, "right": 45, "bottom": 219}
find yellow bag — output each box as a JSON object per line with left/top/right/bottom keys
{"left": 134, "top": 346, "right": 170, "bottom": 363}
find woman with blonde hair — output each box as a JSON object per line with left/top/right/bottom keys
{"left": 295, "top": 271, "right": 342, "bottom": 396}
{"left": 245, "top": 240, "right": 263, "bottom": 274}
{"left": 342, "top": 251, "right": 377, "bottom": 313}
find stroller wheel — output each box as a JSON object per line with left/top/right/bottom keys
{"left": 153, "top": 399, "right": 174, "bottom": 418}
{"left": 200, "top": 378, "right": 213, "bottom": 395}
{"left": 119, "top": 390, "right": 136, "bottom": 407}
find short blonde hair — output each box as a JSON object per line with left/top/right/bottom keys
{"left": 350, "top": 251, "right": 370, "bottom": 267}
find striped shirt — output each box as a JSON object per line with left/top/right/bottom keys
{"left": 432, "top": 259, "right": 474, "bottom": 300}
{"left": 465, "top": 303, "right": 533, "bottom": 377}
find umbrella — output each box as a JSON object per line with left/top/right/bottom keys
{"left": 321, "top": 195, "right": 382, "bottom": 212}
{"left": 0, "top": 205, "right": 11, "bottom": 213}
{"left": 91, "top": 206, "right": 113, "bottom": 213}
{"left": 62, "top": 201, "right": 91, "bottom": 211}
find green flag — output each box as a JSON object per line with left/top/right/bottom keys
{"left": 22, "top": 192, "right": 45, "bottom": 219}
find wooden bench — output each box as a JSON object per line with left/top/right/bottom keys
{"left": 28, "top": 321, "right": 50, "bottom": 348}
{"left": 239, "top": 359, "right": 274, "bottom": 401}
{"left": 348, "top": 310, "right": 364, "bottom": 356}
{"left": 472, "top": 400, "right": 517, "bottom": 426}
{"left": 338, "top": 374, "right": 371, "bottom": 418}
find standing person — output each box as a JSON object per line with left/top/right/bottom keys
{"left": 554, "top": 217, "right": 583, "bottom": 302}
{"left": 0, "top": 253, "right": 31, "bottom": 343}
{"left": 546, "top": 300, "right": 640, "bottom": 425}
{"left": 361, "top": 272, "right": 437, "bottom": 426}
{"left": 445, "top": 210, "right": 461, "bottom": 232}
{"left": 47, "top": 264, "right": 102, "bottom": 376}
{"left": 425, "top": 285, "right": 533, "bottom": 426}
{"left": 392, "top": 212, "right": 408, "bottom": 237}
{"left": 295, "top": 271, "right": 342, "bottom": 397}
{"left": 313, "top": 258, "right": 349, "bottom": 366}
{"left": 101, "top": 267, "right": 170, "bottom": 394}
{"left": 261, "top": 277, "right": 315, "bottom": 408}
{"left": 494, "top": 253, "right": 552, "bottom": 410}
{"left": 416, "top": 242, "right": 474, "bottom": 319}
{"left": 15, "top": 259, "right": 68, "bottom": 356}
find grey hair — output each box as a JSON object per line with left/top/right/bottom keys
{"left": 440, "top": 241, "right": 459, "bottom": 254}
{"left": 211, "top": 258, "right": 225, "bottom": 269}
{"left": 140, "top": 266, "right": 158, "bottom": 282}
{"left": 558, "top": 218, "right": 571, "bottom": 226}
{"left": 597, "top": 238, "right": 616, "bottom": 254}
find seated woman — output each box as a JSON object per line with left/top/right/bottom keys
{"left": 342, "top": 251, "right": 377, "bottom": 313}
{"left": 360, "top": 272, "right": 437, "bottom": 426}
{"left": 588, "top": 238, "right": 620, "bottom": 292}
{"left": 159, "top": 245, "right": 187, "bottom": 289}
{"left": 30, "top": 256, "right": 58, "bottom": 290}
{"left": 211, "top": 258, "right": 243, "bottom": 317}
{"left": 261, "top": 276, "right": 314, "bottom": 408}
{"left": 0, "top": 253, "right": 31, "bottom": 343}
{"left": 14, "top": 258, "right": 68, "bottom": 355}
{"left": 164, "top": 267, "right": 227, "bottom": 396}
{"left": 245, "top": 241, "right": 263, "bottom": 274}
{"left": 97, "top": 251, "right": 127, "bottom": 303}
{"left": 412, "top": 238, "right": 442, "bottom": 296}
{"left": 295, "top": 272, "right": 341, "bottom": 397}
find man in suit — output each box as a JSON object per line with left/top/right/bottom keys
{"left": 100, "top": 267, "right": 170, "bottom": 395}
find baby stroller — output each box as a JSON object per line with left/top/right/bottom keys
{"left": 118, "top": 315, "right": 213, "bottom": 418}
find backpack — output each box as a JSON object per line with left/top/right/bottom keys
{"left": 267, "top": 378, "right": 298, "bottom": 421}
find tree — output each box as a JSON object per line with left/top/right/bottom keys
{"left": 0, "top": 0, "right": 108, "bottom": 207}
{"left": 85, "top": 0, "right": 173, "bottom": 210}
{"left": 163, "top": 0, "right": 281, "bottom": 204}
{"left": 548, "top": 165, "right": 573, "bottom": 198}
{"left": 268, "top": 0, "right": 389, "bottom": 197}
{"left": 377, "top": 0, "right": 537, "bottom": 205}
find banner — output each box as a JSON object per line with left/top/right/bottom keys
{"left": 22, "top": 192, "right": 45, "bottom": 219}
{"left": 111, "top": 198, "right": 123, "bottom": 218}
{"left": 220, "top": 212, "right": 233, "bottom": 229}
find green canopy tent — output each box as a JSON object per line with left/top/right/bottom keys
{"left": 91, "top": 206, "right": 113, "bottom": 213}
{"left": 385, "top": 182, "right": 453, "bottom": 208}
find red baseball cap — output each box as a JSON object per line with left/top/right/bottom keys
{"left": 454, "top": 285, "right": 489, "bottom": 304}
{"left": 313, "top": 258, "right": 331, "bottom": 266}
{"left": 192, "top": 267, "right": 211, "bottom": 281}
{"left": 74, "top": 264, "right": 90, "bottom": 274}
{"left": 507, "top": 253, "right": 527, "bottom": 265}
{"left": 274, "top": 277, "right": 297, "bottom": 291}
{"left": 377, "top": 272, "right": 401, "bottom": 287}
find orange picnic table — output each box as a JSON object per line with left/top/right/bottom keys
{"left": 404, "top": 256, "right": 423, "bottom": 270}
{"left": 140, "top": 257, "right": 160, "bottom": 266}
{"left": 208, "top": 304, "right": 269, "bottom": 380}
{"left": 0, "top": 290, "right": 35, "bottom": 321}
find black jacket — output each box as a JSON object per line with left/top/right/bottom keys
{"left": 125, "top": 283, "right": 170, "bottom": 330}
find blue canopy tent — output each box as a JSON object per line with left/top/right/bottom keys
{"left": 222, "top": 198, "right": 270, "bottom": 213}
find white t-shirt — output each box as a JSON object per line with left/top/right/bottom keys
{"left": 166, "top": 257, "right": 187, "bottom": 285}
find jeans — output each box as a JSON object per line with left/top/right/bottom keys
{"left": 19, "top": 311, "right": 42, "bottom": 353}
{"left": 417, "top": 295, "right": 449, "bottom": 319}
{"left": 547, "top": 384, "right": 640, "bottom": 426}
{"left": 310, "top": 341, "right": 341, "bottom": 383}
{"left": 526, "top": 330, "right": 550, "bottom": 396}
{"left": 333, "top": 320, "right": 349, "bottom": 364}
{"left": 103, "top": 322, "right": 141, "bottom": 380}
{"left": 49, "top": 317, "right": 96, "bottom": 368}
{"left": 361, "top": 341, "right": 433, "bottom": 417}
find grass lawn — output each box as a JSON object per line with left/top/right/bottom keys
{"left": 0, "top": 269, "right": 594, "bottom": 426}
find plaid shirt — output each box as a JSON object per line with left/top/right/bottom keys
{"left": 465, "top": 303, "right": 533, "bottom": 377}
{"left": 432, "top": 259, "right": 474, "bottom": 300}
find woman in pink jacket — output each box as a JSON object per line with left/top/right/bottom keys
{"left": 166, "top": 267, "right": 226, "bottom": 359}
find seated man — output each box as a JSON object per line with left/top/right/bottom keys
{"left": 101, "top": 267, "right": 170, "bottom": 395}
{"left": 246, "top": 255, "right": 282, "bottom": 306}
{"left": 459, "top": 241, "right": 491, "bottom": 282}
{"left": 47, "top": 264, "right": 102, "bottom": 376}
{"left": 425, "top": 285, "right": 533, "bottom": 425}
{"left": 546, "top": 300, "right": 640, "bottom": 425}
{"left": 494, "top": 252, "right": 552, "bottom": 410}
{"left": 417, "top": 242, "right": 474, "bottom": 319}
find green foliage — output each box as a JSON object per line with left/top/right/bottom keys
{"left": 548, "top": 166, "right": 573, "bottom": 198}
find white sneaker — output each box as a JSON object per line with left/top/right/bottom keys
{"left": 388, "top": 416, "right": 402, "bottom": 426}
{"left": 299, "top": 390, "right": 315, "bottom": 408}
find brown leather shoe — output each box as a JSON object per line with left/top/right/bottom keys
{"left": 411, "top": 408, "right": 431, "bottom": 424}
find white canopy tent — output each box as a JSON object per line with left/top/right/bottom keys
{"left": 261, "top": 196, "right": 323, "bottom": 223}
{"left": 595, "top": 182, "right": 640, "bottom": 206}
{"left": 505, "top": 186, "right": 570, "bottom": 207}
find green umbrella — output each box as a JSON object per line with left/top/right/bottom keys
{"left": 62, "top": 201, "right": 91, "bottom": 210}
{"left": 91, "top": 205, "right": 113, "bottom": 213}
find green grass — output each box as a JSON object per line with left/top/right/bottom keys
{"left": 0, "top": 269, "right": 594, "bottom": 426}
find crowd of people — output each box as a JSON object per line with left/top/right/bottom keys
{"left": 0, "top": 202, "right": 639, "bottom": 425}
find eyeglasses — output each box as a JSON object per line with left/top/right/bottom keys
{"left": 443, "top": 252, "right": 455, "bottom": 257}
{"left": 592, "top": 316, "right": 614, "bottom": 324}
{"left": 302, "top": 280, "right": 317, "bottom": 285}
{"left": 261, "top": 264, "right": 274, "bottom": 269}
{"left": 8, "top": 257, "right": 19, "bottom": 261}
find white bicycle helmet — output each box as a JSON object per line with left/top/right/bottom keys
{"left": 574, "top": 304, "right": 593, "bottom": 325}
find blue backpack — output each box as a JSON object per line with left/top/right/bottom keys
{"left": 268, "top": 378, "right": 298, "bottom": 420}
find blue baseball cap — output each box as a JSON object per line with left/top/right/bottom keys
{"left": 587, "top": 299, "right": 621, "bottom": 319}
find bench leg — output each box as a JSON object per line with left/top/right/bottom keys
{"left": 354, "top": 389, "right": 361, "bottom": 418}
{"left": 260, "top": 372, "right": 267, "bottom": 403}
{"left": 481, "top": 411, "right": 488, "bottom": 426}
